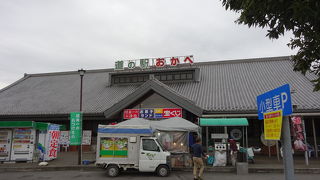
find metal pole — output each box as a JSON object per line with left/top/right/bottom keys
{"left": 242, "top": 127, "right": 245, "bottom": 162}
{"left": 78, "top": 74, "right": 83, "bottom": 165}
{"left": 246, "top": 126, "right": 248, "bottom": 162}
{"left": 301, "top": 118, "right": 309, "bottom": 165}
{"left": 276, "top": 141, "right": 280, "bottom": 161}
{"left": 268, "top": 141, "right": 271, "bottom": 158}
{"left": 206, "top": 127, "right": 209, "bottom": 154}
{"left": 312, "top": 118, "right": 318, "bottom": 158}
{"left": 281, "top": 116, "right": 295, "bottom": 180}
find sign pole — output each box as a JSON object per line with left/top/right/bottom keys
{"left": 257, "top": 84, "right": 295, "bottom": 180}
{"left": 281, "top": 116, "right": 295, "bottom": 180}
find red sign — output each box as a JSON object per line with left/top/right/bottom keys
{"left": 123, "top": 109, "right": 140, "bottom": 119}
{"left": 162, "top": 108, "right": 182, "bottom": 118}
{"left": 48, "top": 130, "right": 60, "bottom": 158}
{"left": 155, "top": 58, "right": 166, "bottom": 67}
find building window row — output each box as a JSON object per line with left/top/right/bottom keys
{"left": 111, "top": 70, "right": 195, "bottom": 85}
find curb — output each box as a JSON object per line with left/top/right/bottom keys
{"left": 0, "top": 165, "right": 100, "bottom": 172}
{"left": 1, "top": 166, "right": 320, "bottom": 174}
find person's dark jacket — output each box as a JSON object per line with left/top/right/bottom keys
{"left": 191, "top": 143, "right": 205, "bottom": 158}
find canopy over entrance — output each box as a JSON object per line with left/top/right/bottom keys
{"left": 117, "top": 117, "right": 199, "bottom": 132}
{"left": 199, "top": 118, "right": 248, "bottom": 126}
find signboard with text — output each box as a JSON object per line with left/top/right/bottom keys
{"left": 70, "top": 112, "right": 82, "bottom": 145}
{"left": 115, "top": 55, "right": 194, "bottom": 70}
{"left": 257, "top": 84, "right": 292, "bottom": 120}
{"left": 123, "top": 109, "right": 140, "bottom": 119}
{"left": 264, "top": 110, "right": 283, "bottom": 140}
{"left": 82, "top": 130, "right": 92, "bottom": 145}
{"left": 47, "top": 124, "right": 60, "bottom": 159}
{"left": 123, "top": 108, "right": 182, "bottom": 119}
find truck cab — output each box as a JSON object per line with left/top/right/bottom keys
{"left": 139, "top": 137, "right": 170, "bottom": 175}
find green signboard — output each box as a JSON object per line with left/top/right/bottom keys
{"left": 70, "top": 112, "right": 82, "bottom": 145}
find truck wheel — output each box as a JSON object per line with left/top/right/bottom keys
{"left": 106, "top": 165, "right": 120, "bottom": 177}
{"left": 156, "top": 165, "right": 169, "bottom": 177}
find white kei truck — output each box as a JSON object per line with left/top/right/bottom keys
{"left": 96, "top": 124, "right": 171, "bottom": 177}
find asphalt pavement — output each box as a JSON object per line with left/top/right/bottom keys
{"left": 2, "top": 170, "right": 320, "bottom": 180}
{"left": 1, "top": 151, "right": 320, "bottom": 174}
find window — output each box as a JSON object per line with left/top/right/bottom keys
{"left": 132, "top": 76, "right": 138, "bottom": 82}
{"left": 187, "top": 73, "right": 193, "bottom": 80}
{"left": 160, "top": 75, "right": 167, "bottom": 81}
{"left": 114, "top": 77, "right": 120, "bottom": 83}
{"left": 120, "top": 77, "right": 126, "bottom": 83}
{"left": 143, "top": 75, "right": 149, "bottom": 81}
{"left": 142, "top": 139, "right": 159, "bottom": 151}
{"left": 181, "top": 73, "right": 187, "bottom": 80}
{"left": 155, "top": 75, "right": 160, "bottom": 80}
{"left": 174, "top": 74, "right": 181, "bottom": 80}
{"left": 111, "top": 69, "right": 196, "bottom": 85}
{"left": 138, "top": 76, "right": 144, "bottom": 82}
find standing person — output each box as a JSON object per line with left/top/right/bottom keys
{"left": 229, "top": 139, "right": 238, "bottom": 166}
{"left": 191, "top": 137, "right": 206, "bottom": 180}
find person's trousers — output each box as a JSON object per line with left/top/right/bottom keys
{"left": 193, "top": 157, "right": 204, "bottom": 178}
{"left": 231, "top": 151, "right": 238, "bottom": 166}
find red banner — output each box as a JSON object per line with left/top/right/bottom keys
{"left": 123, "top": 109, "right": 140, "bottom": 119}
{"left": 162, "top": 108, "right": 182, "bottom": 118}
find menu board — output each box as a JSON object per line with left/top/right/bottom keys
{"left": 59, "top": 131, "right": 70, "bottom": 145}
{"left": 82, "top": 130, "right": 92, "bottom": 145}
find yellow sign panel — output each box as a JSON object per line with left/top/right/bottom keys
{"left": 263, "top": 110, "right": 283, "bottom": 140}
{"left": 154, "top": 108, "right": 163, "bottom": 114}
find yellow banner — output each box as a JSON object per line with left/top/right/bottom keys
{"left": 263, "top": 110, "right": 283, "bottom": 140}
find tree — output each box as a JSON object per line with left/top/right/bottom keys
{"left": 222, "top": 0, "right": 320, "bottom": 91}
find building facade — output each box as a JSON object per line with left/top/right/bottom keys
{"left": 0, "top": 56, "right": 319, "bottom": 156}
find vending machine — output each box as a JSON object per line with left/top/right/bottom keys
{"left": 10, "top": 128, "right": 36, "bottom": 161}
{"left": 0, "top": 129, "right": 12, "bottom": 161}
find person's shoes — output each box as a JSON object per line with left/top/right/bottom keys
{"left": 198, "top": 177, "right": 203, "bottom": 180}
{"left": 193, "top": 178, "right": 198, "bottom": 180}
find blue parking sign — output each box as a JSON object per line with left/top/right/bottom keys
{"left": 257, "top": 84, "right": 292, "bottom": 120}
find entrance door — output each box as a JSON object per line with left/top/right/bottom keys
{"left": 0, "top": 129, "right": 12, "bottom": 161}
{"left": 139, "top": 138, "right": 161, "bottom": 172}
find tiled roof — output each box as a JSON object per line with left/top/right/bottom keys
{"left": 0, "top": 56, "right": 319, "bottom": 116}
{"left": 103, "top": 78, "right": 203, "bottom": 117}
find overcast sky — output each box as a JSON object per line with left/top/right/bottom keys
{"left": 0, "top": 0, "right": 296, "bottom": 89}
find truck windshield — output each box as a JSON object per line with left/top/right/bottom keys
{"left": 156, "top": 139, "right": 166, "bottom": 151}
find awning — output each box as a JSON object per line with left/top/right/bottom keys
{"left": 0, "top": 121, "right": 35, "bottom": 128}
{"left": 0, "top": 121, "right": 66, "bottom": 131}
{"left": 35, "top": 122, "right": 49, "bottom": 131}
{"left": 199, "top": 118, "right": 248, "bottom": 126}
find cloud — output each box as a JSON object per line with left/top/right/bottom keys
{"left": 0, "top": 0, "right": 296, "bottom": 89}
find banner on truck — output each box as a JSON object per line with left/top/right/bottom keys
{"left": 100, "top": 137, "right": 128, "bottom": 158}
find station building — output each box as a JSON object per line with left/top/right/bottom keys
{"left": 0, "top": 56, "right": 319, "bottom": 156}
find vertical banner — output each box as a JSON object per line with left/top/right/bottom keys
{"left": 291, "top": 116, "right": 307, "bottom": 151}
{"left": 47, "top": 124, "right": 60, "bottom": 160}
{"left": 264, "top": 110, "right": 283, "bottom": 140}
{"left": 70, "top": 112, "right": 82, "bottom": 145}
